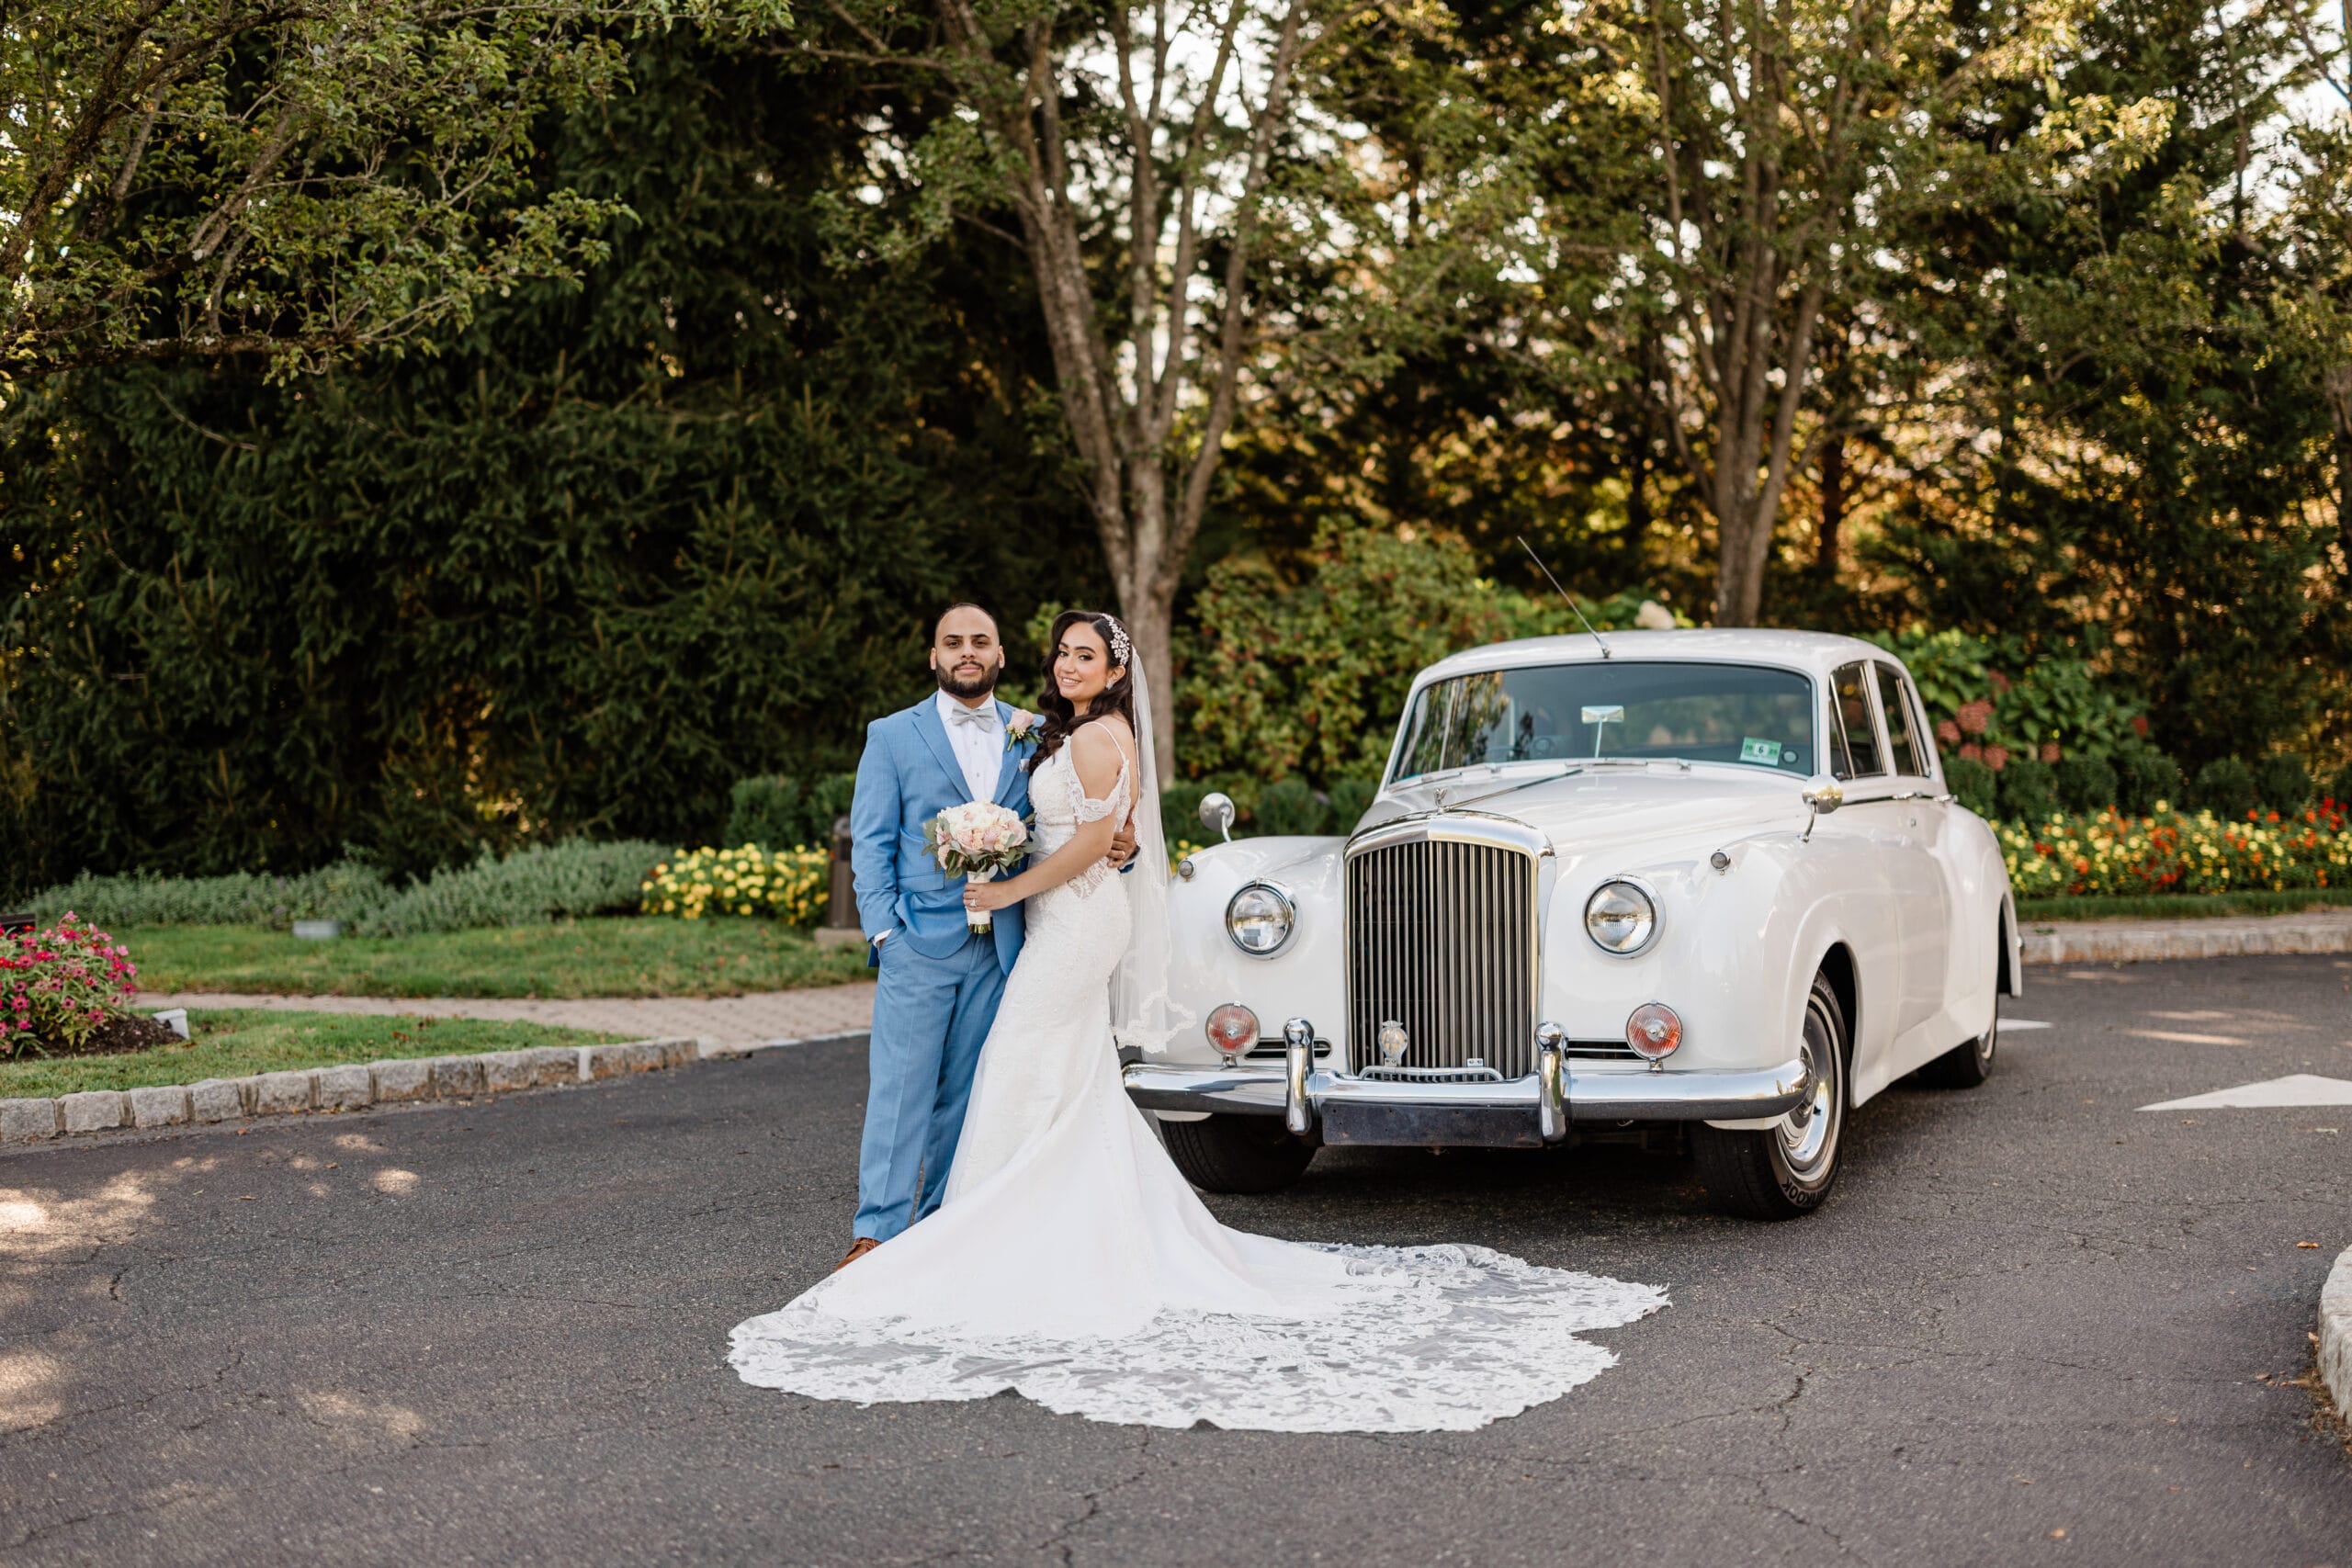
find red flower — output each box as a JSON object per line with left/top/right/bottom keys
{"left": 1956, "top": 700, "right": 1995, "bottom": 737}
{"left": 1984, "top": 746, "right": 2010, "bottom": 772}
{"left": 1937, "top": 719, "right": 1962, "bottom": 744}
{"left": 2131, "top": 716, "right": 2150, "bottom": 737}
{"left": 2041, "top": 742, "right": 2061, "bottom": 763}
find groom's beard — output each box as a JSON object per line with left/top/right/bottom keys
{"left": 935, "top": 663, "right": 1000, "bottom": 702}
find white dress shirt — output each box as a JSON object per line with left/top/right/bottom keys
{"left": 936, "top": 689, "right": 1002, "bottom": 803}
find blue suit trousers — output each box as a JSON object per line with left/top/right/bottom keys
{"left": 854, "top": 929, "right": 1007, "bottom": 1241}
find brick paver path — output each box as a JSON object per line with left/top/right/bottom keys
{"left": 134, "top": 981, "right": 876, "bottom": 1048}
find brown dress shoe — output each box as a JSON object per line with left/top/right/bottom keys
{"left": 835, "top": 1237, "right": 881, "bottom": 1271}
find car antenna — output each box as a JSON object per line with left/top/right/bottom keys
{"left": 1516, "top": 536, "right": 1612, "bottom": 659}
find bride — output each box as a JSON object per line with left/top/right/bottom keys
{"left": 729, "top": 610, "right": 1665, "bottom": 1432}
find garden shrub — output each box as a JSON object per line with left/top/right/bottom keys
{"left": 1159, "top": 781, "right": 1210, "bottom": 847}
{"left": 725, "top": 776, "right": 807, "bottom": 851}
{"left": 2054, "top": 756, "right": 2120, "bottom": 814}
{"left": 1179, "top": 521, "right": 1639, "bottom": 786}
{"left": 2, "top": 916, "right": 138, "bottom": 1051}
{"left": 2116, "top": 747, "right": 2182, "bottom": 815}
{"left": 2254, "top": 752, "right": 2312, "bottom": 812}
{"left": 1997, "top": 759, "right": 2060, "bottom": 820}
{"left": 641, "top": 846, "right": 830, "bottom": 923}
{"left": 1944, "top": 756, "right": 1998, "bottom": 818}
{"left": 2332, "top": 760, "right": 2352, "bottom": 809}
{"left": 354, "top": 840, "right": 670, "bottom": 938}
{"left": 1998, "top": 801, "right": 2349, "bottom": 897}
{"left": 28, "top": 862, "right": 392, "bottom": 930}
{"left": 1254, "top": 779, "right": 1331, "bottom": 837}
{"left": 2192, "top": 757, "right": 2257, "bottom": 819}
{"left": 1327, "top": 777, "right": 1379, "bottom": 830}
{"left": 721, "top": 773, "right": 859, "bottom": 851}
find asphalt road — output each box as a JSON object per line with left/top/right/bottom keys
{"left": 3, "top": 954, "right": 2349, "bottom": 1566}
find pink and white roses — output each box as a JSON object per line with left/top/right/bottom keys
{"left": 922, "top": 802, "right": 1032, "bottom": 931}
{"left": 1004, "top": 710, "right": 1041, "bottom": 752}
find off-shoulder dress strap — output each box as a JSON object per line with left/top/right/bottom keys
{"left": 1069, "top": 721, "right": 1135, "bottom": 823}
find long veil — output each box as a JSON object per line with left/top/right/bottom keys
{"left": 1111, "top": 658, "right": 1191, "bottom": 1055}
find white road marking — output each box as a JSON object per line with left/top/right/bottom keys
{"left": 2140, "top": 1075, "right": 2352, "bottom": 1111}
{"left": 2127, "top": 1028, "right": 2250, "bottom": 1046}
{"left": 2005, "top": 1020, "right": 2052, "bottom": 1032}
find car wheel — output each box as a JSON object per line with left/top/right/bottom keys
{"left": 1690, "top": 969, "right": 1848, "bottom": 1221}
{"left": 1916, "top": 1003, "right": 1997, "bottom": 1089}
{"left": 1159, "top": 1113, "right": 1316, "bottom": 1194}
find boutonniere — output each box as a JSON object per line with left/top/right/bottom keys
{"left": 1004, "top": 711, "right": 1041, "bottom": 752}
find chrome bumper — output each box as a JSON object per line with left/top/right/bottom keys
{"left": 1122, "top": 1052, "right": 1812, "bottom": 1149}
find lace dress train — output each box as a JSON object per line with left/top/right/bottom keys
{"left": 728, "top": 746, "right": 1666, "bottom": 1432}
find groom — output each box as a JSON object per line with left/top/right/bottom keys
{"left": 840, "top": 604, "right": 1133, "bottom": 1269}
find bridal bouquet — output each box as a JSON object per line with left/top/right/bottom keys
{"left": 923, "top": 802, "right": 1031, "bottom": 933}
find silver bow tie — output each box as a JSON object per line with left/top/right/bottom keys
{"left": 947, "top": 704, "right": 999, "bottom": 730}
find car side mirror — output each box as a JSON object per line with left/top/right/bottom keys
{"left": 1198, "top": 792, "right": 1237, "bottom": 843}
{"left": 1800, "top": 775, "right": 1844, "bottom": 841}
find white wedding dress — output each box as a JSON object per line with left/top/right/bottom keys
{"left": 729, "top": 735, "right": 1667, "bottom": 1432}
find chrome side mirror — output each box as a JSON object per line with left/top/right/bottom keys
{"left": 1800, "top": 775, "right": 1844, "bottom": 841}
{"left": 1198, "top": 791, "right": 1237, "bottom": 843}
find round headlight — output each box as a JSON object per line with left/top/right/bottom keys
{"left": 1625, "top": 1001, "right": 1683, "bottom": 1060}
{"left": 1225, "top": 883, "right": 1295, "bottom": 957}
{"left": 1205, "top": 1002, "right": 1259, "bottom": 1058}
{"left": 1584, "top": 879, "right": 1658, "bottom": 955}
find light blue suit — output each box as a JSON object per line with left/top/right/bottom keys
{"left": 848, "top": 695, "right": 1035, "bottom": 1242}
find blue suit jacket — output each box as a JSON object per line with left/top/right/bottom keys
{"left": 850, "top": 696, "right": 1035, "bottom": 969}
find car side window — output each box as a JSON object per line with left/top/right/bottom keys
{"left": 1875, "top": 664, "right": 1928, "bottom": 777}
{"left": 1829, "top": 661, "right": 1886, "bottom": 779}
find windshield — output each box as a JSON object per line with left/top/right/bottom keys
{"left": 1392, "top": 661, "right": 1818, "bottom": 782}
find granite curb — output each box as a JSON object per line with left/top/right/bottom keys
{"left": 0, "top": 1032, "right": 867, "bottom": 1149}
{"left": 2018, "top": 909, "right": 2352, "bottom": 965}
{"left": 2322, "top": 1245, "right": 2352, "bottom": 1422}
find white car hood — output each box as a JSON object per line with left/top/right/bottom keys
{"left": 1361, "top": 764, "right": 1812, "bottom": 863}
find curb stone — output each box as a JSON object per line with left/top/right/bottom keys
{"left": 127, "top": 1086, "right": 191, "bottom": 1129}
{"left": 0, "top": 1035, "right": 730, "bottom": 1149}
{"left": 2322, "top": 1246, "right": 2352, "bottom": 1421}
{"left": 61, "top": 1090, "right": 127, "bottom": 1134}
{"left": 2020, "top": 910, "right": 2352, "bottom": 965}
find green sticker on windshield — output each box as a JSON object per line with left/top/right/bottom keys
{"left": 1740, "top": 737, "right": 1782, "bottom": 765}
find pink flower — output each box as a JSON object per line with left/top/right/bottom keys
{"left": 1936, "top": 719, "right": 1962, "bottom": 744}
{"left": 1984, "top": 746, "right": 2011, "bottom": 772}
{"left": 2041, "top": 742, "right": 2061, "bottom": 763}
{"left": 1956, "top": 700, "right": 1995, "bottom": 737}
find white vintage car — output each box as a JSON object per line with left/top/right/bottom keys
{"left": 1125, "top": 629, "right": 2023, "bottom": 1219}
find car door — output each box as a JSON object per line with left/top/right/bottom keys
{"left": 1825, "top": 660, "right": 1907, "bottom": 1076}
{"left": 1871, "top": 662, "right": 1951, "bottom": 1042}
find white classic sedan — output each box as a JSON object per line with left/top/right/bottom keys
{"left": 1125, "top": 629, "right": 2023, "bottom": 1219}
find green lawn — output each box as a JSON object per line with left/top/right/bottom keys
{"left": 119, "top": 917, "right": 870, "bottom": 999}
{"left": 0, "top": 1010, "right": 628, "bottom": 1099}
{"left": 2016, "top": 886, "right": 2352, "bottom": 923}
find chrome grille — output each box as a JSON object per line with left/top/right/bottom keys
{"left": 1345, "top": 834, "right": 1539, "bottom": 1078}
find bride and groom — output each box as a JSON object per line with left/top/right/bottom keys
{"left": 728, "top": 604, "right": 1665, "bottom": 1433}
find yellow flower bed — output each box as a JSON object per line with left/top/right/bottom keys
{"left": 1996, "top": 803, "right": 2352, "bottom": 898}
{"left": 640, "top": 845, "right": 831, "bottom": 923}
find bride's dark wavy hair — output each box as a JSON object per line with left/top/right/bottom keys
{"left": 1030, "top": 609, "right": 1136, "bottom": 771}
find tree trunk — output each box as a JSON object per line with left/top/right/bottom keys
{"left": 1121, "top": 586, "right": 1180, "bottom": 782}
{"left": 1816, "top": 434, "right": 1846, "bottom": 580}
{"left": 2328, "top": 366, "right": 2352, "bottom": 579}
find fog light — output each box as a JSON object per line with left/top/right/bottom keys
{"left": 1625, "top": 1002, "right": 1683, "bottom": 1061}
{"left": 1205, "top": 1002, "right": 1259, "bottom": 1059}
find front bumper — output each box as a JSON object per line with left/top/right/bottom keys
{"left": 1122, "top": 1053, "right": 1812, "bottom": 1149}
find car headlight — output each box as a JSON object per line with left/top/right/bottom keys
{"left": 1584, "top": 878, "right": 1658, "bottom": 955}
{"left": 1225, "top": 883, "right": 1295, "bottom": 957}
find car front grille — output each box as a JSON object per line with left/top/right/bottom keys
{"left": 1344, "top": 833, "right": 1540, "bottom": 1078}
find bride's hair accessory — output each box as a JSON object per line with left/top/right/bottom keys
{"left": 1101, "top": 614, "right": 1133, "bottom": 671}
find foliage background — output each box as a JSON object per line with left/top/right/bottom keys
{"left": 6, "top": 8, "right": 2352, "bottom": 899}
